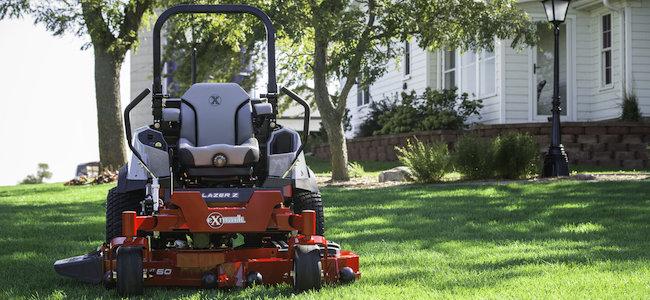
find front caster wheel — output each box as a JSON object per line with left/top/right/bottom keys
{"left": 293, "top": 244, "right": 322, "bottom": 292}
{"left": 116, "top": 246, "right": 143, "bottom": 296}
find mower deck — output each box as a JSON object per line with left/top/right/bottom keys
{"left": 100, "top": 236, "right": 360, "bottom": 288}
{"left": 55, "top": 189, "right": 360, "bottom": 289}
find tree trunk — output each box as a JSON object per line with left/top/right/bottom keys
{"left": 312, "top": 28, "right": 349, "bottom": 181}
{"left": 323, "top": 117, "right": 349, "bottom": 181}
{"left": 94, "top": 47, "right": 127, "bottom": 171}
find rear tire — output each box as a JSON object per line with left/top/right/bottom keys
{"left": 292, "top": 190, "right": 325, "bottom": 236}
{"left": 106, "top": 187, "right": 143, "bottom": 243}
{"left": 116, "top": 246, "right": 143, "bottom": 296}
{"left": 293, "top": 245, "right": 322, "bottom": 292}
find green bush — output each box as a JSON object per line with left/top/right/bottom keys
{"left": 492, "top": 131, "right": 540, "bottom": 179}
{"left": 348, "top": 161, "right": 366, "bottom": 178}
{"left": 376, "top": 92, "right": 421, "bottom": 135}
{"left": 375, "top": 87, "right": 483, "bottom": 135}
{"left": 356, "top": 95, "right": 397, "bottom": 138}
{"left": 620, "top": 88, "right": 642, "bottom": 122}
{"left": 395, "top": 138, "right": 451, "bottom": 183}
{"left": 453, "top": 134, "right": 495, "bottom": 180}
{"left": 20, "top": 163, "right": 52, "bottom": 185}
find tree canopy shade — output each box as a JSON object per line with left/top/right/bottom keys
{"left": 265, "top": 0, "right": 537, "bottom": 181}
{"left": 162, "top": 12, "right": 263, "bottom": 98}
{"left": 1, "top": 0, "right": 537, "bottom": 181}
{"left": 1, "top": 0, "right": 154, "bottom": 170}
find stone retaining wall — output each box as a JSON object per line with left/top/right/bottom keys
{"left": 311, "top": 122, "right": 650, "bottom": 168}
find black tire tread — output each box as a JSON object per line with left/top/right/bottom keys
{"left": 106, "top": 187, "right": 142, "bottom": 243}
{"left": 292, "top": 190, "right": 325, "bottom": 236}
{"left": 116, "top": 246, "right": 143, "bottom": 296}
{"left": 293, "top": 244, "right": 322, "bottom": 292}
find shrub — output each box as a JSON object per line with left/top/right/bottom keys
{"left": 375, "top": 91, "right": 421, "bottom": 135}
{"left": 453, "top": 134, "right": 495, "bottom": 180}
{"left": 355, "top": 95, "right": 398, "bottom": 138}
{"left": 375, "top": 87, "right": 483, "bottom": 135}
{"left": 419, "top": 87, "right": 483, "bottom": 131}
{"left": 348, "top": 162, "right": 366, "bottom": 178}
{"left": 20, "top": 163, "right": 52, "bottom": 185}
{"left": 395, "top": 138, "right": 451, "bottom": 183}
{"left": 620, "top": 88, "right": 642, "bottom": 122}
{"left": 492, "top": 132, "right": 539, "bottom": 179}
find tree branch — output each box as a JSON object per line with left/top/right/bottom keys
{"left": 81, "top": 0, "right": 115, "bottom": 51}
{"left": 118, "top": 0, "right": 152, "bottom": 56}
{"left": 337, "top": 0, "right": 376, "bottom": 115}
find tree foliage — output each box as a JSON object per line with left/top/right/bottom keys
{"left": 20, "top": 163, "right": 52, "bottom": 185}
{"left": 263, "top": 0, "right": 537, "bottom": 180}
{"left": 162, "top": 10, "right": 264, "bottom": 97}
{"left": 3, "top": 0, "right": 538, "bottom": 181}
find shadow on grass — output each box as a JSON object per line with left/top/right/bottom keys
{"left": 323, "top": 181, "right": 650, "bottom": 289}
{"left": 2, "top": 181, "right": 648, "bottom": 298}
{"left": 0, "top": 185, "right": 301, "bottom": 299}
{"left": 0, "top": 183, "right": 71, "bottom": 198}
{"left": 0, "top": 185, "right": 111, "bottom": 299}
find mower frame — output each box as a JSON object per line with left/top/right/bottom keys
{"left": 54, "top": 4, "right": 359, "bottom": 296}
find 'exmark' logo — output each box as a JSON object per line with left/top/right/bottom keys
{"left": 206, "top": 212, "right": 246, "bottom": 229}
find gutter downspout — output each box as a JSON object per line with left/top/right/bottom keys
{"left": 603, "top": 0, "right": 627, "bottom": 91}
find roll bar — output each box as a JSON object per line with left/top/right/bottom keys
{"left": 151, "top": 5, "right": 277, "bottom": 124}
{"left": 124, "top": 88, "right": 151, "bottom": 165}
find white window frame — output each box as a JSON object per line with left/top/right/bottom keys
{"left": 403, "top": 41, "right": 412, "bottom": 79}
{"left": 357, "top": 82, "right": 370, "bottom": 107}
{"left": 442, "top": 48, "right": 456, "bottom": 90}
{"left": 601, "top": 13, "right": 613, "bottom": 88}
{"left": 442, "top": 49, "right": 496, "bottom": 99}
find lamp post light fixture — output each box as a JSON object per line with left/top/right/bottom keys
{"left": 541, "top": 0, "right": 570, "bottom": 177}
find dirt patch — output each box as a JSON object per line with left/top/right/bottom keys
{"left": 317, "top": 173, "right": 649, "bottom": 189}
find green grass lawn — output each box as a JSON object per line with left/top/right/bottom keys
{"left": 2, "top": 180, "right": 650, "bottom": 299}
{"left": 305, "top": 156, "right": 403, "bottom": 177}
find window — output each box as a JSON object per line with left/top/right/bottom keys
{"left": 443, "top": 49, "right": 496, "bottom": 98}
{"left": 404, "top": 41, "right": 411, "bottom": 76}
{"left": 357, "top": 80, "right": 370, "bottom": 106}
{"left": 479, "top": 51, "right": 496, "bottom": 96}
{"left": 602, "top": 14, "right": 612, "bottom": 86}
{"left": 443, "top": 49, "right": 456, "bottom": 90}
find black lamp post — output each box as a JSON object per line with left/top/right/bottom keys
{"left": 541, "top": 0, "right": 570, "bottom": 177}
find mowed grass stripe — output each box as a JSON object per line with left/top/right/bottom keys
{"left": 1, "top": 180, "right": 649, "bottom": 299}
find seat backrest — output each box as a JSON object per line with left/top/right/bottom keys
{"left": 179, "top": 83, "right": 254, "bottom": 146}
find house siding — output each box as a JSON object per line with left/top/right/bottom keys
{"left": 342, "top": 0, "right": 650, "bottom": 136}
{"left": 345, "top": 44, "right": 430, "bottom": 138}
{"left": 630, "top": 0, "right": 650, "bottom": 115}
{"left": 574, "top": 10, "right": 593, "bottom": 122}
{"left": 504, "top": 45, "right": 529, "bottom": 124}
{"left": 588, "top": 6, "right": 623, "bottom": 121}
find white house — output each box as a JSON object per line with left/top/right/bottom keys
{"left": 344, "top": 0, "right": 650, "bottom": 139}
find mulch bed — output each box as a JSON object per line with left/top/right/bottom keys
{"left": 317, "top": 173, "right": 649, "bottom": 189}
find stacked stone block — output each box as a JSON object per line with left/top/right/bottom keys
{"left": 311, "top": 122, "right": 649, "bottom": 169}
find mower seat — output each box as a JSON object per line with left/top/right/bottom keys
{"left": 177, "top": 83, "right": 260, "bottom": 175}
